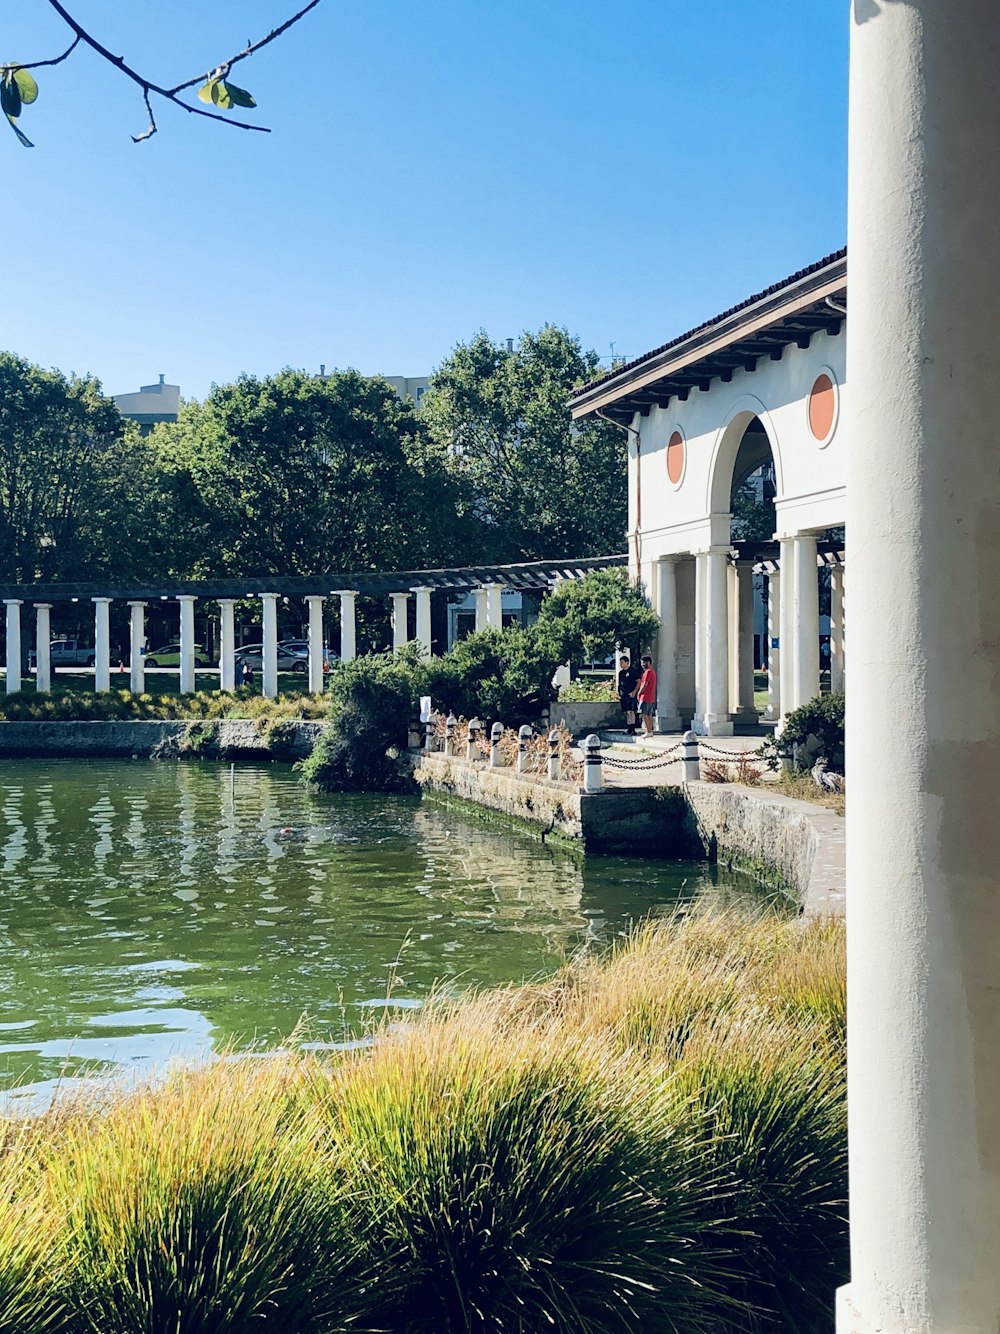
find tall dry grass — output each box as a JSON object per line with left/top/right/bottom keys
{"left": 0, "top": 907, "right": 845, "bottom": 1333}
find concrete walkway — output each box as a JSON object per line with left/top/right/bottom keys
{"left": 594, "top": 730, "right": 770, "bottom": 790}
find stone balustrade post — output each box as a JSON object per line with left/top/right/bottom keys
{"left": 517, "top": 725, "right": 531, "bottom": 773}
{"left": 681, "top": 730, "right": 700, "bottom": 785}
{"left": 489, "top": 721, "right": 503, "bottom": 768}
{"left": 467, "top": 717, "right": 481, "bottom": 762}
{"left": 583, "top": 734, "right": 603, "bottom": 791}
{"left": 548, "top": 729, "right": 560, "bottom": 780}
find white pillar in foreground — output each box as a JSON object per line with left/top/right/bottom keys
{"left": 412, "top": 586, "right": 433, "bottom": 656}
{"left": 485, "top": 582, "right": 503, "bottom": 630}
{"left": 791, "top": 535, "right": 820, "bottom": 711}
{"left": 127, "top": 601, "right": 146, "bottom": 694}
{"left": 34, "top": 604, "right": 52, "bottom": 693}
{"left": 655, "top": 557, "right": 681, "bottom": 732}
{"left": 839, "top": 4, "right": 1000, "bottom": 1331}
{"left": 701, "top": 548, "right": 733, "bottom": 736}
{"left": 474, "top": 586, "right": 489, "bottom": 633}
{"left": 337, "top": 590, "right": 357, "bottom": 663}
{"left": 391, "top": 592, "right": 410, "bottom": 653}
{"left": 727, "top": 560, "right": 739, "bottom": 715}
{"left": 177, "top": 595, "right": 197, "bottom": 694}
{"left": 4, "top": 600, "right": 22, "bottom": 694}
{"left": 830, "top": 564, "right": 845, "bottom": 696}
{"left": 734, "top": 559, "right": 757, "bottom": 721}
{"left": 765, "top": 570, "right": 781, "bottom": 722}
{"left": 218, "top": 599, "right": 236, "bottom": 692}
{"left": 260, "top": 593, "right": 279, "bottom": 699}
{"left": 306, "top": 596, "right": 325, "bottom": 693}
{"left": 92, "top": 597, "right": 111, "bottom": 692}
{"left": 778, "top": 537, "right": 796, "bottom": 717}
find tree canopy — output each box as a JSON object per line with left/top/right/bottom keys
{"left": 423, "top": 327, "right": 626, "bottom": 562}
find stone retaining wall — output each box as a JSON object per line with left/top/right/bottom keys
{"left": 0, "top": 719, "right": 328, "bottom": 761}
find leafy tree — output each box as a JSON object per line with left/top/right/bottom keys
{"left": 0, "top": 352, "right": 166, "bottom": 584}
{"left": 424, "top": 327, "right": 626, "bottom": 562}
{"left": 151, "top": 369, "right": 469, "bottom": 579}
{"left": 532, "top": 568, "right": 659, "bottom": 666}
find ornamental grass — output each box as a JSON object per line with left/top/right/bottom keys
{"left": 0, "top": 908, "right": 846, "bottom": 1333}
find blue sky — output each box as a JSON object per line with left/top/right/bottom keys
{"left": 6, "top": 0, "right": 848, "bottom": 401}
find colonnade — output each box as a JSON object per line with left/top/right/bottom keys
{"left": 2, "top": 580, "right": 512, "bottom": 699}
{"left": 653, "top": 539, "right": 844, "bottom": 736}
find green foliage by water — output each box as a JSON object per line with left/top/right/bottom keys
{"left": 766, "top": 693, "right": 845, "bottom": 770}
{"left": 0, "top": 688, "right": 327, "bottom": 723}
{"left": 0, "top": 908, "right": 847, "bottom": 1333}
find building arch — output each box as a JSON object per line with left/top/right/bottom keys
{"left": 706, "top": 396, "right": 783, "bottom": 521}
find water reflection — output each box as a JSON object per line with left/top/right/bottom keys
{"left": 0, "top": 759, "right": 761, "bottom": 1106}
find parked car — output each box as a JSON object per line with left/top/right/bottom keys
{"left": 28, "top": 639, "right": 96, "bottom": 668}
{"left": 143, "top": 643, "right": 211, "bottom": 668}
{"left": 233, "top": 642, "right": 306, "bottom": 673}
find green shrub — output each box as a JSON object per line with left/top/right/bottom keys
{"left": 533, "top": 568, "right": 659, "bottom": 665}
{"left": 765, "top": 693, "right": 844, "bottom": 771}
{"left": 425, "top": 627, "right": 558, "bottom": 723}
{"left": 0, "top": 689, "right": 327, "bottom": 725}
{"left": 558, "top": 675, "right": 615, "bottom": 702}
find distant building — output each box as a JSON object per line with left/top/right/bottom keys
{"left": 113, "top": 374, "right": 180, "bottom": 433}
{"left": 382, "top": 375, "right": 431, "bottom": 407}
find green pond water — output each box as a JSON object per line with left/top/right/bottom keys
{"left": 0, "top": 759, "right": 764, "bottom": 1108}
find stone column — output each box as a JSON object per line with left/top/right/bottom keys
{"left": 390, "top": 592, "right": 410, "bottom": 653}
{"left": 839, "top": 4, "right": 1000, "bottom": 1331}
{"left": 337, "top": 590, "right": 357, "bottom": 663}
{"left": 127, "top": 601, "right": 146, "bottom": 694}
{"left": 734, "top": 560, "right": 758, "bottom": 721}
{"left": 701, "top": 548, "right": 733, "bottom": 736}
{"left": 765, "top": 571, "right": 781, "bottom": 722}
{"left": 218, "top": 599, "right": 236, "bottom": 692}
{"left": 412, "top": 586, "right": 433, "bottom": 656}
{"left": 305, "top": 596, "right": 325, "bottom": 693}
{"left": 485, "top": 583, "right": 503, "bottom": 630}
{"left": 92, "top": 597, "right": 111, "bottom": 692}
{"left": 474, "top": 587, "right": 489, "bottom": 633}
{"left": 4, "top": 600, "right": 22, "bottom": 694}
{"left": 260, "top": 593, "right": 279, "bottom": 699}
{"left": 778, "top": 538, "right": 796, "bottom": 716}
{"left": 830, "top": 564, "right": 846, "bottom": 695}
{"left": 654, "top": 557, "right": 681, "bottom": 732}
{"left": 693, "top": 551, "right": 707, "bottom": 727}
{"left": 34, "top": 604, "right": 52, "bottom": 693}
{"left": 177, "top": 595, "right": 197, "bottom": 694}
{"left": 792, "top": 535, "right": 820, "bottom": 710}
{"left": 727, "top": 561, "right": 739, "bottom": 715}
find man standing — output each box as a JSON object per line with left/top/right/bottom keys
{"left": 633, "top": 654, "right": 658, "bottom": 736}
{"left": 616, "top": 654, "right": 640, "bottom": 735}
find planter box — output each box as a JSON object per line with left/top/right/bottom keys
{"left": 549, "top": 700, "right": 622, "bottom": 736}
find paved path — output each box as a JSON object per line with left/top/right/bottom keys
{"left": 594, "top": 731, "right": 772, "bottom": 789}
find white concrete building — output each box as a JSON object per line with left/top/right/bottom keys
{"left": 112, "top": 374, "right": 181, "bottom": 432}
{"left": 571, "top": 252, "right": 847, "bottom": 734}
{"left": 383, "top": 375, "right": 431, "bottom": 407}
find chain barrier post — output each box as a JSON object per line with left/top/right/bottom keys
{"left": 583, "top": 734, "right": 604, "bottom": 792}
{"left": 467, "top": 717, "right": 481, "bottom": 761}
{"left": 489, "top": 721, "right": 504, "bottom": 768}
{"left": 548, "top": 729, "right": 560, "bottom": 780}
{"left": 445, "top": 713, "right": 457, "bottom": 757}
{"left": 517, "top": 725, "right": 532, "bottom": 773}
{"left": 424, "top": 715, "right": 436, "bottom": 753}
{"left": 681, "top": 730, "right": 701, "bottom": 784}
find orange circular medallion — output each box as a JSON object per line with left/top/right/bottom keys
{"left": 808, "top": 373, "right": 836, "bottom": 441}
{"left": 666, "top": 431, "right": 685, "bottom": 484}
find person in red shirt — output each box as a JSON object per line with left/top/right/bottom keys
{"left": 633, "top": 655, "right": 658, "bottom": 735}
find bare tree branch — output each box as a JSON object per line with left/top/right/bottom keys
{"left": 12, "top": 0, "right": 322, "bottom": 142}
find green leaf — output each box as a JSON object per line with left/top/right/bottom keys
{"left": 211, "top": 80, "right": 233, "bottom": 109}
{"left": 197, "top": 79, "right": 217, "bottom": 105}
{"left": 1, "top": 76, "right": 21, "bottom": 120}
{"left": 223, "top": 81, "right": 256, "bottom": 109}
{"left": 5, "top": 113, "right": 33, "bottom": 148}
{"left": 12, "top": 68, "right": 37, "bottom": 104}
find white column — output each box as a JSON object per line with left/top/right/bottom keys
{"left": 654, "top": 557, "right": 681, "bottom": 732}
{"left": 693, "top": 552, "right": 707, "bottom": 726}
{"left": 92, "top": 597, "right": 111, "bottom": 692}
{"left": 765, "top": 571, "right": 781, "bottom": 722}
{"left": 485, "top": 583, "right": 503, "bottom": 630}
{"left": 127, "top": 601, "right": 146, "bottom": 694}
{"left": 701, "top": 547, "right": 733, "bottom": 736}
{"left": 218, "top": 599, "right": 236, "bottom": 692}
{"left": 306, "top": 596, "right": 325, "bottom": 693}
{"left": 792, "top": 535, "right": 820, "bottom": 710}
{"left": 4, "top": 600, "right": 22, "bottom": 694}
{"left": 474, "top": 587, "right": 489, "bottom": 633}
{"left": 391, "top": 592, "right": 410, "bottom": 653}
{"left": 177, "top": 595, "right": 197, "bottom": 694}
{"left": 260, "top": 593, "right": 278, "bottom": 698}
{"left": 412, "top": 586, "right": 433, "bottom": 656}
{"left": 337, "top": 590, "right": 357, "bottom": 663}
{"left": 778, "top": 537, "right": 796, "bottom": 717}
{"left": 727, "top": 561, "right": 739, "bottom": 715}
{"left": 840, "top": 4, "right": 1000, "bottom": 1331}
{"left": 734, "top": 560, "right": 757, "bottom": 720}
{"left": 830, "top": 564, "right": 845, "bottom": 696}
{"left": 34, "top": 604, "right": 52, "bottom": 693}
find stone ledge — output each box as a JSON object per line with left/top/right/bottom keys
{"left": 0, "top": 719, "right": 328, "bottom": 760}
